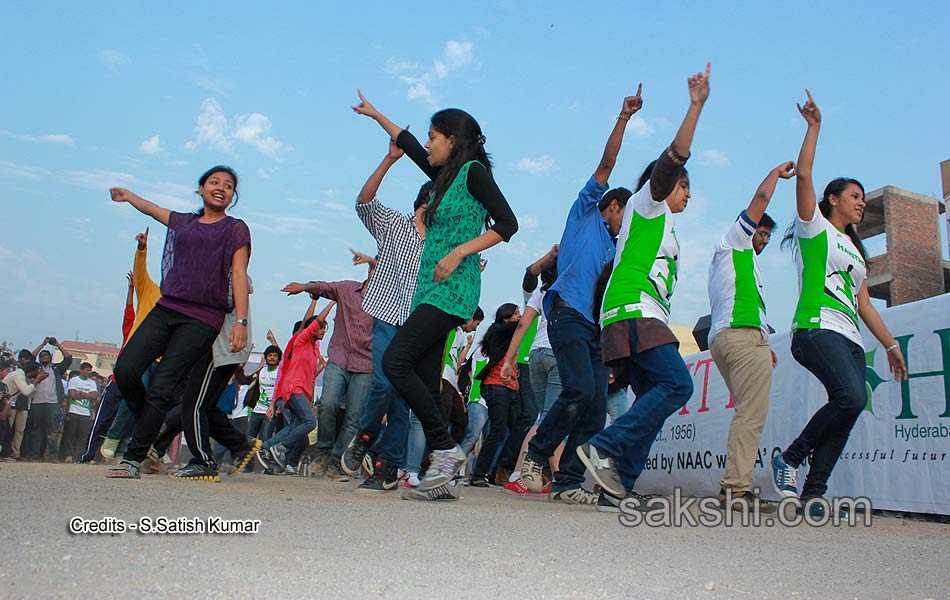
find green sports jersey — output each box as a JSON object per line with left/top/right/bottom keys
{"left": 708, "top": 211, "right": 768, "bottom": 344}
{"left": 601, "top": 182, "right": 679, "bottom": 326}
{"left": 791, "top": 208, "right": 866, "bottom": 347}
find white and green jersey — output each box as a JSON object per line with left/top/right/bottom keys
{"left": 708, "top": 211, "right": 768, "bottom": 344}
{"left": 67, "top": 376, "right": 97, "bottom": 416}
{"left": 791, "top": 207, "right": 866, "bottom": 347}
{"left": 467, "top": 347, "right": 489, "bottom": 407}
{"left": 601, "top": 182, "right": 679, "bottom": 327}
{"left": 254, "top": 367, "right": 278, "bottom": 415}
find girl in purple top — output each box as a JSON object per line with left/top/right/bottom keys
{"left": 106, "top": 165, "right": 251, "bottom": 479}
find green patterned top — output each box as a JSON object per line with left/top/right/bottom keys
{"left": 411, "top": 160, "right": 487, "bottom": 320}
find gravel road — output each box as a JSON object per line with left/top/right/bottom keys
{"left": 1, "top": 463, "right": 946, "bottom": 600}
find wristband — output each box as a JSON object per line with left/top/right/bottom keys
{"left": 617, "top": 114, "right": 630, "bottom": 122}
{"left": 885, "top": 344, "right": 899, "bottom": 353}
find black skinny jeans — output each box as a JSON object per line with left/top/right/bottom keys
{"left": 113, "top": 305, "right": 219, "bottom": 464}
{"left": 473, "top": 383, "right": 527, "bottom": 479}
{"left": 782, "top": 329, "right": 866, "bottom": 498}
{"left": 382, "top": 303, "right": 463, "bottom": 451}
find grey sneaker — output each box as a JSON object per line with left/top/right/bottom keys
{"left": 771, "top": 454, "right": 799, "bottom": 498}
{"left": 550, "top": 486, "right": 598, "bottom": 506}
{"left": 269, "top": 444, "right": 287, "bottom": 470}
{"left": 419, "top": 446, "right": 466, "bottom": 491}
{"left": 576, "top": 443, "right": 624, "bottom": 497}
{"left": 402, "top": 479, "right": 461, "bottom": 502}
{"left": 520, "top": 453, "right": 544, "bottom": 493}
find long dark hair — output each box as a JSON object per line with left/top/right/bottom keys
{"left": 195, "top": 165, "right": 240, "bottom": 216}
{"left": 636, "top": 160, "right": 688, "bottom": 194}
{"left": 781, "top": 177, "right": 868, "bottom": 261}
{"left": 478, "top": 303, "right": 519, "bottom": 357}
{"left": 425, "top": 109, "right": 492, "bottom": 226}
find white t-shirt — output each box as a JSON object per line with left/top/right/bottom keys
{"left": 232, "top": 384, "right": 251, "bottom": 420}
{"left": 254, "top": 366, "right": 278, "bottom": 414}
{"left": 601, "top": 182, "right": 680, "bottom": 326}
{"left": 67, "top": 376, "right": 98, "bottom": 416}
{"left": 442, "top": 328, "right": 469, "bottom": 392}
{"left": 708, "top": 212, "right": 768, "bottom": 345}
{"left": 791, "top": 207, "right": 867, "bottom": 347}
{"left": 526, "top": 288, "right": 551, "bottom": 351}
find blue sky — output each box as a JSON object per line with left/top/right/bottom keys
{"left": 2, "top": 1, "right": 948, "bottom": 352}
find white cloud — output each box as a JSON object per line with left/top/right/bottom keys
{"left": 97, "top": 49, "right": 130, "bottom": 68}
{"left": 626, "top": 116, "right": 654, "bottom": 139}
{"left": 390, "top": 38, "right": 475, "bottom": 107}
{"left": 186, "top": 98, "right": 232, "bottom": 153}
{"left": 246, "top": 211, "right": 322, "bottom": 234}
{"left": 700, "top": 149, "right": 730, "bottom": 167}
{"left": 516, "top": 156, "right": 558, "bottom": 175}
{"left": 185, "top": 99, "right": 290, "bottom": 159}
{"left": 139, "top": 135, "right": 164, "bottom": 155}
{"left": 519, "top": 215, "right": 539, "bottom": 230}
{"left": 68, "top": 169, "right": 138, "bottom": 190}
{"left": 288, "top": 197, "right": 349, "bottom": 212}
{"left": 0, "top": 129, "right": 75, "bottom": 145}
{"left": 234, "top": 113, "right": 289, "bottom": 159}
{"left": 0, "top": 160, "right": 51, "bottom": 180}
{"left": 193, "top": 76, "right": 232, "bottom": 97}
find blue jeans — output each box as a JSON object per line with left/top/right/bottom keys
{"left": 590, "top": 320, "right": 693, "bottom": 491}
{"left": 406, "top": 412, "right": 427, "bottom": 474}
{"left": 783, "top": 329, "right": 866, "bottom": 499}
{"left": 606, "top": 389, "right": 632, "bottom": 423}
{"left": 357, "top": 318, "right": 410, "bottom": 465}
{"left": 317, "top": 362, "right": 373, "bottom": 460}
{"left": 529, "top": 347, "right": 563, "bottom": 423}
{"left": 527, "top": 304, "right": 607, "bottom": 488}
{"left": 473, "top": 384, "right": 526, "bottom": 478}
{"left": 460, "top": 402, "right": 489, "bottom": 457}
{"left": 264, "top": 394, "right": 316, "bottom": 451}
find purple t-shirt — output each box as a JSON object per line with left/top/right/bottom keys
{"left": 157, "top": 212, "right": 251, "bottom": 330}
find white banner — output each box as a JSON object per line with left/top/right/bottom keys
{"left": 636, "top": 293, "right": 950, "bottom": 515}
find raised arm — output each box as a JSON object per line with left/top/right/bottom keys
{"left": 109, "top": 189, "right": 171, "bottom": 226}
{"left": 746, "top": 162, "right": 796, "bottom": 223}
{"left": 594, "top": 85, "right": 643, "bottom": 185}
{"left": 352, "top": 89, "right": 404, "bottom": 141}
{"left": 317, "top": 301, "right": 337, "bottom": 324}
{"left": 31, "top": 337, "right": 49, "bottom": 358}
{"left": 795, "top": 89, "right": 821, "bottom": 220}
{"left": 132, "top": 229, "right": 160, "bottom": 300}
{"left": 649, "top": 63, "right": 711, "bottom": 202}
{"left": 303, "top": 298, "right": 317, "bottom": 322}
{"left": 351, "top": 250, "right": 378, "bottom": 271}
{"left": 358, "top": 138, "right": 405, "bottom": 204}
{"left": 500, "top": 306, "right": 540, "bottom": 382}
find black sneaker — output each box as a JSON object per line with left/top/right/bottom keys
{"left": 356, "top": 461, "right": 400, "bottom": 493}
{"left": 341, "top": 431, "right": 376, "bottom": 475}
{"left": 469, "top": 476, "right": 490, "bottom": 488}
{"left": 596, "top": 490, "right": 658, "bottom": 513}
{"left": 256, "top": 446, "right": 278, "bottom": 471}
{"left": 325, "top": 462, "right": 350, "bottom": 482}
{"left": 169, "top": 461, "right": 220, "bottom": 482}
{"left": 230, "top": 438, "right": 262, "bottom": 476}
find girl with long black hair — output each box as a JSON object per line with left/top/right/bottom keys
{"left": 353, "top": 91, "right": 518, "bottom": 499}
{"left": 469, "top": 303, "right": 523, "bottom": 487}
{"left": 107, "top": 166, "right": 250, "bottom": 479}
{"left": 771, "top": 90, "right": 907, "bottom": 515}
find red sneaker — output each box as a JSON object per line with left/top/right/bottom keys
{"left": 542, "top": 481, "right": 552, "bottom": 495}
{"left": 503, "top": 479, "right": 546, "bottom": 500}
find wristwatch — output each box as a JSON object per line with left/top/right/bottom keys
{"left": 236, "top": 318, "right": 248, "bottom": 327}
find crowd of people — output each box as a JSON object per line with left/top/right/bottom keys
{"left": 2, "top": 64, "right": 911, "bottom": 518}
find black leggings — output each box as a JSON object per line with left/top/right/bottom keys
{"left": 113, "top": 305, "right": 219, "bottom": 464}
{"left": 382, "top": 304, "right": 462, "bottom": 451}
{"left": 153, "top": 357, "right": 247, "bottom": 466}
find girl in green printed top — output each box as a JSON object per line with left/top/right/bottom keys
{"left": 353, "top": 91, "right": 518, "bottom": 497}
{"left": 771, "top": 90, "right": 907, "bottom": 515}
{"left": 577, "top": 64, "right": 712, "bottom": 506}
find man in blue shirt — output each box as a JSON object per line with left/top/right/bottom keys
{"left": 520, "top": 88, "right": 643, "bottom": 504}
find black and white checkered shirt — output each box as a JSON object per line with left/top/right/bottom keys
{"left": 356, "top": 198, "right": 424, "bottom": 327}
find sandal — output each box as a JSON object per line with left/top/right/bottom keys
{"left": 106, "top": 461, "right": 141, "bottom": 479}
